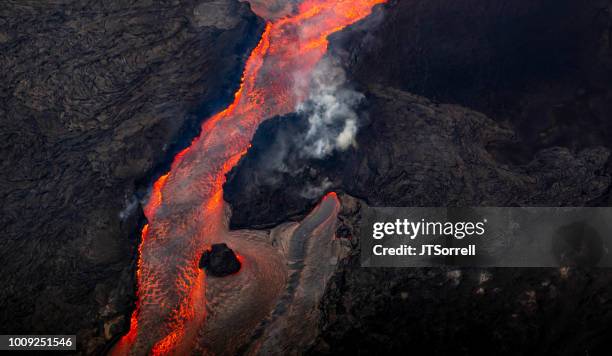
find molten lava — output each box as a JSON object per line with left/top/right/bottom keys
{"left": 112, "top": 1, "right": 385, "bottom": 354}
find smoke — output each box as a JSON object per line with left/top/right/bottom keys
{"left": 119, "top": 194, "right": 140, "bottom": 220}
{"left": 296, "top": 57, "right": 364, "bottom": 159}
{"left": 300, "top": 177, "right": 333, "bottom": 199}
{"left": 238, "top": 4, "right": 386, "bottom": 198}
{"left": 255, "top": 55, "right": 366, "bottom": 183}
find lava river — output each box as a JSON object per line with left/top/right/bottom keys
{"left": 111, "top": 0, "right": 385, "bottom": 354}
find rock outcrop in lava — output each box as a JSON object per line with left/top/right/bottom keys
{"left": 199, "top": 243, "right": 242, "bottom": 277}
{"left": 0, "top": 0, "right": 263, "bottom": 353}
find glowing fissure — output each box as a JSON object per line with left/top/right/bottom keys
{"left": 112, "top": 1, "right": 385, "bottom": 354}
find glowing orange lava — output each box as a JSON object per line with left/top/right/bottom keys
{"left": 112, "top": 1, "right": 385, "bottom": 354}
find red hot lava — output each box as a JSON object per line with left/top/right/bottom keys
{"left": 112, "top": 0, "right": 385, "bottom": 354}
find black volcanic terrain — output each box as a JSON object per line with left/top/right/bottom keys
{"left": 0, "top": 0, "right": 262, "bottom": 352}
{"left": 224, "top": 0, "right": 612, "bottom": 354}
{"left": 226, "top": 0, "right": 612, "bottom": 231}
{"left": 339, "top": 0, "right": 612, "bottom": 162}
{"left": 2, "top": 0, "right": 612, "bottom": 354}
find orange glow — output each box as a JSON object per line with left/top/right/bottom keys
{"left": 324, "top": 191, "right": 337, "bottom": 199}
{"left": 143, "top": 174, "right": 168, "bottom": 218}
{"left": 111, "top": 224, "right": 148, "bottom": 356}
{"left": 112, "top": 0, "right": 386, "bottom": 354}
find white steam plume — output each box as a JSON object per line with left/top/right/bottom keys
{"left": 296, "top": 57, "right": 364, "bottom": 159}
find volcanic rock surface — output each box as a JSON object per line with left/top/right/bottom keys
{"left": 2, "top": 0, "right": 612, "bottom": 354}
{"left": 225, "top": 87, "right": 612, "bottom": 356}
{"left": 224, "top": 1, "right": 612, "bottom": 354}
{"left": 225, "top": 86, "right": 611, "bottom": 226}
{"left": 199, "top": 243, "right": 242, "bottom": 277}
{"left": 224, "top": 85, "right": 612, "bottom": 355}
{"left": 0, "top": 0, "right": 263, "bottom": 353}
{"left": 333, "top": 0, "right": 612, "bottom": 163}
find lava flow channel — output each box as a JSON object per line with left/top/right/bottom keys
{"left": 111, "top": 0, "right": 385, "bottom": 354}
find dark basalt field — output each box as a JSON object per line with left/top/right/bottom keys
{"left": 2, "top": 0, "right": 612, "bottom": 354}
{"left": 224, "top": 0, "right": 612, "bottom": 354}
{"left": 226, "top": 0, "right": 612, "bottom": 227}
{"left": 0, "top": 0, "right": 263, "bottom": 352}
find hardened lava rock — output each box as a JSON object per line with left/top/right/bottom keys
{"left": 552, "top": 221, "right": 605, "bottom": 267}
{"left": 199, "top": 243, "right": 242, "bottom": 277}
{"left": 0, "top": 0, "right": 264, "bottom": 352}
